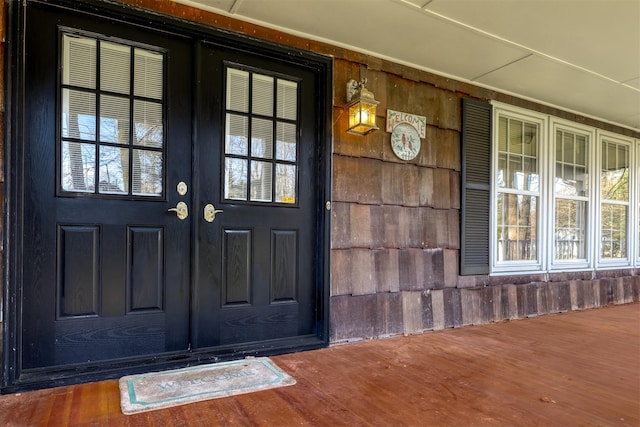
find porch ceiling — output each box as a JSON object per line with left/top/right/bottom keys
{"left": 177, "top": 0, "right": 640, "bottom": 132}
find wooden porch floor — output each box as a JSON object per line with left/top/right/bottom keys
{"left": 1, "top": 303, "right": 638, "bottom": 426}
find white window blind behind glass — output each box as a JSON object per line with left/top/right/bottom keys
{"left": 60, "top": 33, "right": 165, "bottom": 197}
{"left": 224, "top": 67, "right": 299, "bottom": 204}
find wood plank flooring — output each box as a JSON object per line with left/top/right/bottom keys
{"left": 1, "top": 303, "right": 638, "bottom": 426}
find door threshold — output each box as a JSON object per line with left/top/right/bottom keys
{"left": 2, "top": 335, "right": 326, "bottom": 394}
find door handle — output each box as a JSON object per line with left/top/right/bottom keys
{"left": 168, "top": 201, "right": 189, "bottom": 220}
{"left": 204, "top": 204, "right": 223, "bottom": 223}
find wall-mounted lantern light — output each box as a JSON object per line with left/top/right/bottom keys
{"left": 346, "top": 78, "right": 379, "bottom": 136}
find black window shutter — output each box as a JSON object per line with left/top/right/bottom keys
{"left": 460, "top": 98, "right": 492, "bottom": 275}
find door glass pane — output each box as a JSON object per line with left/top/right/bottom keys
{"left": 252, "top": 74, "right": 273, "bottom": 116}
{"left": 276, "top": 164, "right": 296, "bottom": 203}
{"left": 251, "top": 118, "right": 273, "bottom": 158}
{"left": 225, "top": 158, "right": 247, "bottom": 200}
{"left": 62, "top": 89, "right": 96, "bottom": 140}
{"left": 61, "top": 141, "right": 95, "bottom": 192}
{"left": 224, "top": 67, "right": 299, "bottom": 204}
{"left": 133, "top": 100, "right": 163, "bottom": 147}
{"left": 277, "top": 79, "right": 297, "bottom": 120}
{"left": 250, "top": 160, "right": 272, "bottom": 202}
{"left": 134, "top": 49, "right": 163, "bottom": 100}
{"left": 60, "top": 33, "right": 165, "bottom": 198}
{"left": 100, "top": 95, "right": 130, "bottom": 144}
{"left": 101, "top": 42, "right": 130, "bottom": 94}
{"left": 226, "top": 114, "right": 249, "bottom": 155}
{"left": 276, "top": 122, "right": 296, "bottom": 161}
{"left": 226, "top": 69, "right": 249, "bottom": 112}
{"left": 132, "top": 149, "right": 162, "bottom": 196}
{"left": 62, "top": 35, "right": 96, "bottom": 88}
{"left": 99, "top": 146, "right": 129, "bottom": 194}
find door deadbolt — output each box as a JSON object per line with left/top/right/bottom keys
{"left": 177, "top": 181, "right": 188, "bottom": 196}
{"left": 204, "top": 204, "right": 223, "bottom": 223}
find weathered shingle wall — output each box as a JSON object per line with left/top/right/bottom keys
{"left": 330, "top": 59, "right": 466, "bottom": 340}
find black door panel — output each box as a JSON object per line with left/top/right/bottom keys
{"left": 23, "top": 5, "right": 192, "bottom": 369}
{"left": 17, "top": 1, "right": 324, "bottom": 380}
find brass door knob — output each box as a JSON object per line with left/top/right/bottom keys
{"left": 168, "top": 201, "right": 189, "bottom": 220}
{"left": 204, "top": 204, "right": 223, "bottom": 223}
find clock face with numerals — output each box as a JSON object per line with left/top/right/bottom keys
{"left": 390, "top": 123, "right": 421, "bottom": 160}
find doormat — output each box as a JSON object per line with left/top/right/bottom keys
{"left": 119, "top": 357, "right": 296, "bottom": 415}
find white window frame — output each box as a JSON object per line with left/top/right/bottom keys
{"left": 490, "top": 102, "right": 638, "bottom": 275}
{"left": 549, "top": 118, "right": 596, "bottom": 271}
{"left": 491, "top": 104, "right": 548, "bottom": 274}
{"left": 596, "top": 131, "right": 633, "bottom": 269}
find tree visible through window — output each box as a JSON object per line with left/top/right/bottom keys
{"left": 554, "top": 128, "right": 589, "bottom": 261}
{"left": 224, "top": 67, "right": 299, "bottom": 205}
{"left": 600, "top": 139, "right": 629, "bottom": 259}
{"left": 495, "top": 115, "right": 540, "bottom": 263}
{"left": 60, "top": 34, "right": 164, "bottom": 197}
{"left": 490, "top": 103, "right": 637, "bottom": 273}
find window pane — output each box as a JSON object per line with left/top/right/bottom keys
{"left": 100, "top": 95, "right": 130, "bottom": 144}
{"left": 98, "top": 146, "right": 128, "bottom": 194}
{"left": 507, "top": 156, "right": 521, "bottom": 188}
{"left": 227, "top": 68, "right": 249, "bottom": 112}
{"left": 498, "top": 117, "right": 508, "bottom": 152}
{"left": 276, "top": 122, "right": 297, "bottom": 161}
{"left": 251, "top": 118, "right": 273, "bottom": 159}
{"left": 600, "top": 203, "right": 627, "bottom": 258}
{"left": 508, "top": 119, "right": 523, "bottom": 153}
{"left": 522, "top": 122, "right": 537, "bottom": 156}
{"left": 62, "top": 89, "right": 96, "bottom": 141}
{"left": 497, "top": 153, "right": 507, "bottom": 188}
{"left": 132, "top": 149, "right": 162, "bottom": 196}
{"left": 555, "top": 199, "right": 587, "bottom": 260}
{"left": 497, "top": 116, "right": 539, "bottom": 192}
{"left": 496, "top": 193, "right": 537, "bottom": 262}
{"left": 101, "top": 42, "right": 130, "bottom": 94}
{"left": 62, "top": 35, "right": 96, "bottom": 88}
{"left": 575, "top": 135, "right": 587, "bottom": 165}
{"left": 521, "top": 157, "right": 538, "bottom": 191}
{"left": 555, "top": 129, "right": 589, "bottom": 197}
{"left": 252, "top": 74, "right": 273, "bottom": 116}
{"left": 276, "top": 164, "right": 296, "bottom": 203}
{"left": 277, "top": 79, "right": 297, "bottom": 120}
{"left": 134, "top": 49, "right": 163, "bottom": 100}
{"left": 601, "top": 140, "right": 629, "bottom": 202}
{"left": 61, "top": 141, "right": 95, "bottom": 192}
{"left": 250, "top": 160, "right": 272, "bottom": 202}
{"left": 225, "top": 157, "right": 247, "bottom": 200}
{"left": 133, "top": 100, "right": 163, "bottom": 147}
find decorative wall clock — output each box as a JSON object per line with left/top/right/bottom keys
{"left": 390, "top": 122, "right": 421, "bottom": 160}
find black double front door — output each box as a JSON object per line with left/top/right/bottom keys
{"left": 17, "top": 2, "right": 325, "bottom": 376}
